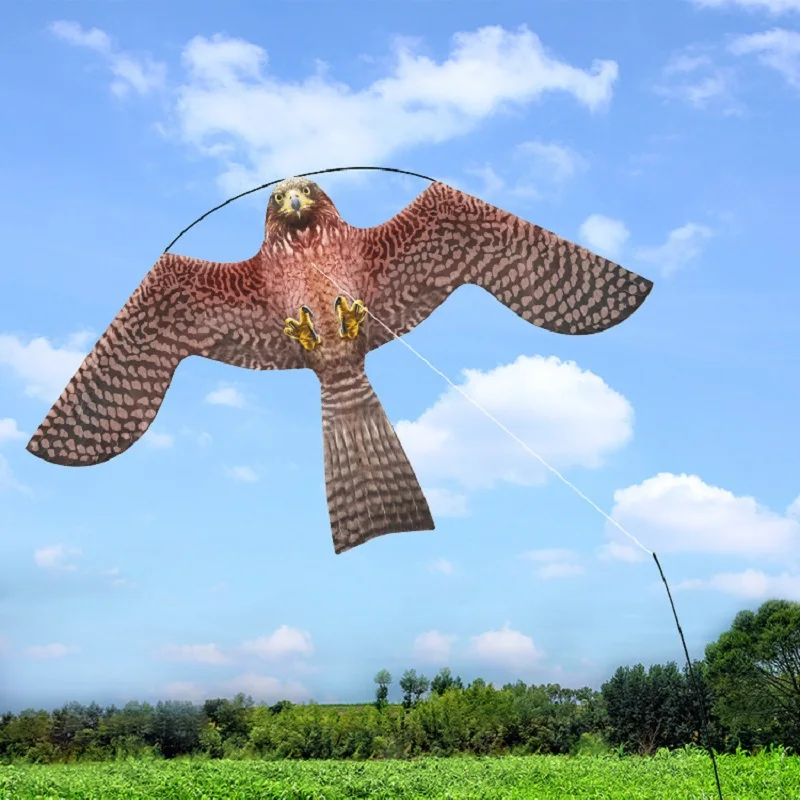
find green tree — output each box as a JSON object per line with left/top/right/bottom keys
{"left": 601, "top": 662, "right": 698, "bottom": 754}
{"left": 431, "top": 667, "right": 463, "bottom": 696}
{"left": 706, "top": 599, "right": 800, "bottom": 748}
{"left": 374, "top": 669, "right": 392, "bottom": 710}
{"left": 399, "top": 670, "right": 429, "bottom": 709}
{"left": 202, "top": 693, "right": 253, "bottom": 749}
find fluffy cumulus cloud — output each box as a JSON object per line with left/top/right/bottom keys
{"left": 27, "top": 643, "right": 79, "bottom": 659}
{"left": 0, "top": 419, "right": 24, "bottom": 444}
{"left": 158, "top": 644, "right": 229, "bottom": 665}
{"left": 413, "top": 630, "right": 457, "bottom": 663}
{"left": 143, "top": 430, "right": 174, "bottom": 450}
{"left": 679, "top": 569, "right": 800, "bottom": 599}
{"left": 423, "top": 488, "right": 469, "bottom": 517}
{"left": 396, "top": 355, "right": 633, "bottom": 493}
{"left": 602, "top": 473, "right": 800, "bottom": 560}
{"left": 225, "top": 465, "right": 259, "bottom": 483}
{"left": 241, "top": 625, "right": 314, "bottom": 660}
{"left": 579, "top": 215, "right": 630, "bottom": 260}
{"left": 691, "top": 0, "right": 800, "bottom": 14}
{"left": 160, "top": 25, "right": 618, "bottom": 192}
{"left": 469, "top": 624, "right": 543, "bottom": 670}
{"left": 0, "top": 419, "right": 27, "bottom": 493}
{"left": 729, "top": 29, "right": 800, "bottom": 88}
{"left": 205, "top": 385, "right": 245, "bottom": 408}
{"left": 428, "top": 557, "right": 455, "bottom": 575}
{"left": 635, "top": 222, "right": 713, "bottom": 276}
{"left": 0, "top": 332, "right": 89, "bottom": 403}
{"left": 522, "top": 548, "right": 586, "bottom": 579}
{"left": 50, "top": 20, "right": 166, "bottom": 97}
{"left": 656, "top": 52, "right": 736, "bottom": 111}
{"left": 34, "top": 544, "right": 83, "bottom": 571}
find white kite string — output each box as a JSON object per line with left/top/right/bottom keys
{"left": 309, "top": 261, "right": 652, "bottom": 557}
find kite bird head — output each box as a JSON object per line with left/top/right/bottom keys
{"left": 265, "top": 177, "right": 340, "bottom": 239}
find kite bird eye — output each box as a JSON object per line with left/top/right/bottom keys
{"left": 275, "top": 193, "right": 284, "bottom": 204}
{"left": 303, "top": 186, "right": 311, "bottom": 195}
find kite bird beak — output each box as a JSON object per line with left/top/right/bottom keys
{"left": 281, "top": 189, "right": 312, "bottom": 217}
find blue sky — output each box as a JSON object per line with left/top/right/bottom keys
{"left": 1, "top": 0, "right": 799, "bottom": 712}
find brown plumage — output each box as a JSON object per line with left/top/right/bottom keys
{"left": 27, "top": 177, "right": 654, "bottom": 554}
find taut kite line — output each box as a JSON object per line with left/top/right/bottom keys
{"left": 26, "top": 175, "right": 653, "bottom": 554}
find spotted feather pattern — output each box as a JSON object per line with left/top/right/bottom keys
{"left": 359, "top": 182, "right": 653, "bottom": 349}
{"left": 319, "top": 356, "right": 433, "bottom": 554}
{"left": 27, "top": 253, "right": 303, "bottom": 466}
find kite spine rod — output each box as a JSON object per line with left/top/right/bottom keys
{"left": 162, "top": 166, "right": 437, "bottom": 254}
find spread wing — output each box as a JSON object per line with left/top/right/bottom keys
{"left": 358, "top": 182, "right": 653, "bottom": 350}
{"left": 27, "top": 252, "right": 303, "bottom": 467}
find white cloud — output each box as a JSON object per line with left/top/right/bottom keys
{"left": 27, "top": 643, "right": 79, "bottom": 659}
{"left": 636, "top": 222, "right": 713, "bottom": 276}
{"left": 692, "top": 0, "right": 800, "bottom": 14}
{"left": 523, "top": 548, "right": 576, "bottom": 562}
{"left": 521, "top": 548, "right": 586, "bottom": 579}
{"left": 679, "top": 569, "right": 800, "bottom": 600}
{"left": 789, "top": 496, "right": 800, "bottom": 520}
{"left": 225, "top": 465, "right": 259, "bottom": 483}
{"left": 578, "top": 215, "right": 630, "bottom": 260}
{"left": 0, "top": 419, "right": 25, "bottom": 444}
{"left": 161, "top": 682, "right": 208, "bottom": 703}
{"left": 223, "top": 674, "right": 311, "bottom": 703}
{"left": 50, "top": 20, "right": 166, "bottom": 97}
{"left": 143, "top": 431, "right": 174, "bottom": 449}
{"left": 34, "top": 544, "right": 83, "bottom": 571}
{"left": 729, "top": 29, "right": 800, "bottom": 88}
{"left": 537, "top": 562, "right": 586, "bottom": 579}
{"left": 469, "top": 624, "right": 543, "bottom": 670}
{"left": 424, "top": 488, "right": 469, "bottom": 517}
{"left": 180, "top": 427, "right": 213, "bottom": 446}
{"left": 413, "top": 630, "right": 457, "bottom": 663}
{"left": 597, "top": 540, "right": 644, "bottom": 563}
{"left": 0, "top": 422, "right": 29, "bottom": 493}
{"left": 0, "top": 332, "right": 89, "bottom": 403}
{"left": 0, "top": 454, "right": 29, "bottom": 494}
{"left": 396, "top": 355, "right": 633, "bottom": 492}
{"left": 656, "top": 52, "right": 737, "bottom": 111}
{"left": 171, "top": 26, "right": 617, "bottom": 193}
{"left": 516, "top": 140, "right": 585, "bottom": 184}
{"left": 428, "top": 557, "right": 455, "bottom": 575}
{"left": 242, "top": 625, "right": 314, "bottom": 660}
{"left": 457, "top": 141, "right": 584, "bottom": 200}
{"left": 604, "top": 473, "right": 800, "bottom": 559}
{"left": 205, "top": 385, "right": 245, "bottom": 408}
{"left": 158, "top": 644, "right": 229, "bottom": 665}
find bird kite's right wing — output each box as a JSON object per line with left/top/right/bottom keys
{"left": 27, "top": 253, "right": 304, "bottom": 467}
{"left": 359, "top": 182, "right": 653, "bottom": 351}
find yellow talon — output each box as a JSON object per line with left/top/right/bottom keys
{"left": 335, "top": 296, "right": 368, "bottom": 340}
{"left": 284, "top": 305, "right": 322, "bottom": 351}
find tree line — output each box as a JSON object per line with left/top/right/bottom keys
{"left": 1, "top": 599, "right": 798, "bottom": 764}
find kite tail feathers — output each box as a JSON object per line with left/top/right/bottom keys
{"left": 320, "top": 366, "right": 434, "bottom": 554}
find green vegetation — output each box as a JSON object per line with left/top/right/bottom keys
{"left": 2, "top": 748, "right": 799, "bottom": 799}
{"left": 1, "top": 600, "right": 799, "bottom": 797}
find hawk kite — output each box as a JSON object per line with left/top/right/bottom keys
{"left": 27, "top": 178, "right": 653, "bottom": 554}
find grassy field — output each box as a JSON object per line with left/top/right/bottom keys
{"left": 1, "top": 749, "right": 799, "bottom": 800}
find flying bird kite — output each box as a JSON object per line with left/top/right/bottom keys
{"left": 27, "top": 177, "right": 653, "bottom": 554}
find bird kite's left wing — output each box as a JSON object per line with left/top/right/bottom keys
{"left": 27, "top": 252, "right": 304, "bottom": 467}
{"left": 358, "top": 182, "right": 653, "bottom": 350}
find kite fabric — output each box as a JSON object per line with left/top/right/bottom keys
{"left": 26, "top": 177, "right": 654, "bottom": 554}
